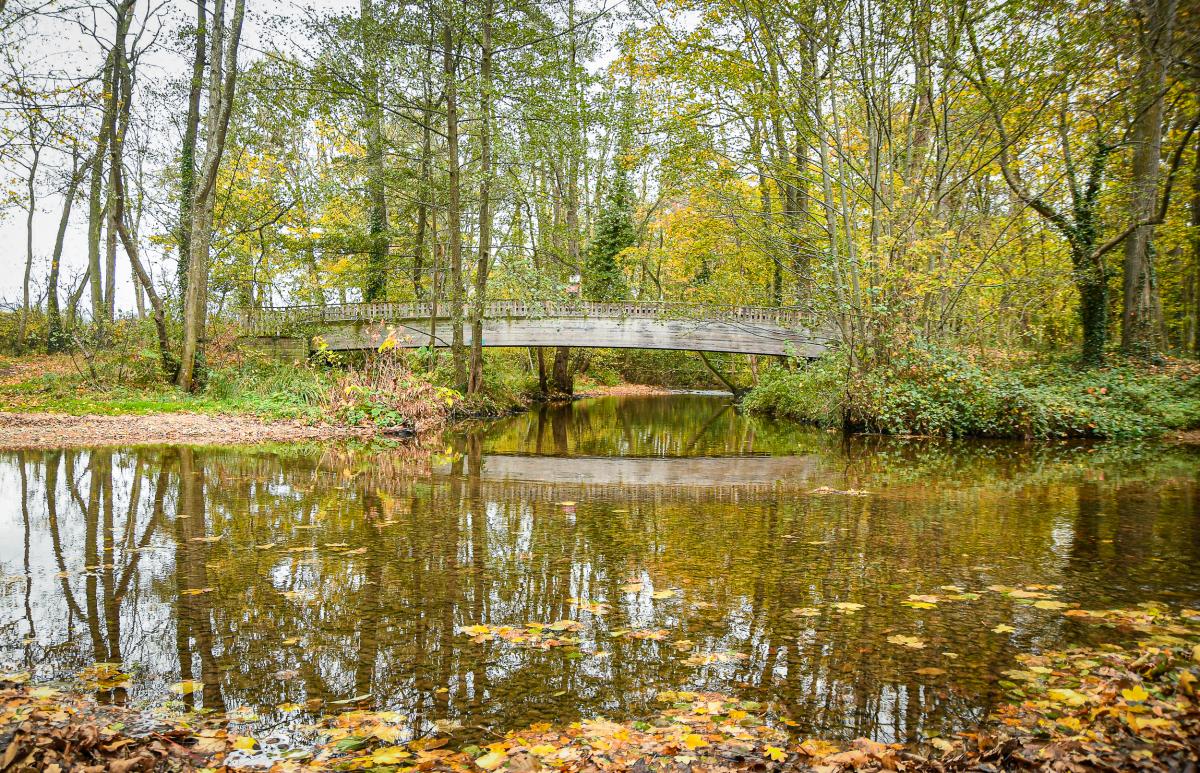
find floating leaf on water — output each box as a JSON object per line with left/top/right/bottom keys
{"left": 915, "top": 667, "right": 947, "bottom": 676}
{"left": 1032, "top": 600, "right": 1069, "bottom": 610}
{"left": 790, "top": 607, "right": 821, "bottom": 617}
{"left": 169, "top": 679, "right": 203, "bottom": 695}
{"left": 331, "top": 692, "right": 372, "bottom": 705}
{"left": 683, "top": 733, "right": 709, "bottom": 749}
{"left": 180, "top": 587, "right": 213, "bottom": 596}
{"left": 992, "top": 624, "right": 1016, "bottom": 634}
{"left": 255, "top": 543, "right": 276, "bottom": 550}
{"left": 556, "top": 501, "right": 576, "bottom": 507}
{"left": 547, "top": 619, "right": 582, "bottom": 632}
{"left": 887, "top": 635, "right": 926, "bottom": 649}
{"left": 0, "top": 672, "right": 31, "bottom": 684}
{"left": 831, "top": 602, "right": 864, "bottom": 613}
{"left": 276, "top": 702, "right": 302, "bottom": 712}
{"left": 650, "top": 589, "right": 677, "bottom": 600}
{"left": 231, "top": 736, "right": 257, "bottom": 751}
{"left": 189, "top": 535, "right": 222, "bottom": 543}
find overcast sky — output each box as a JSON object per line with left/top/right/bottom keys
{"left": 0, "top": 0, "right": 353, "bottom": 314}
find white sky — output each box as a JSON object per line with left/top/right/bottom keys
{"left": 0, "top": 0, "right": 355, "bottom": 315}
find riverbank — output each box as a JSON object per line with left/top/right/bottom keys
{"left": 744, "top": 347, "right": 1200, "bottom": 440}
{"left": 0, "top": 411, "right": 377, "bottom": 450}
{"left": 2, "top": 606, "right": 1196, "bottom": 771}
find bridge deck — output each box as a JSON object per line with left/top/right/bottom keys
{"left": 240, "top": 300, "right": 836, "bottom": 357}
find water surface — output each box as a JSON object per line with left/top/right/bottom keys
{"left": 1, "top": 395, "right": 1198, "bottom": 744}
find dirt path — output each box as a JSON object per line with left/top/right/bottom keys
{"left": 0, "top": 412, "right": 376, "bottom": 450}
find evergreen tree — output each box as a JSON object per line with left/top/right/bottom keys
{"left": 583, "top": 159, "right": 635, "bottom": 301}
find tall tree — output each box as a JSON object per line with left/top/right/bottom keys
{"left": 467, "top": 0, "right": 495, "bottom": 394}
{"left": 178, "top": 0, "right": 246, "bottom": 390}
{"left": 1120, "top": 0, "right": 1178, "bottom": 354}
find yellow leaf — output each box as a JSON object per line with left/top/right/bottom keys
{"left": 992, "top": 624, "right": 1016, "bottom": 634}
{"left": 476, "top": 750, "right": 508, "bottom": 769}
{"left": 651, "top": 589, "right": 677, "bottom": 600}
{"left": 683, "top": 733, "right": 709, "bottom": 749}
{"left": 232, "top": 736, "right": 257, "bottom": 751}
{"left": 529, "top": 744, "right": 557, "bottom": 756}
{"left": 764, "top": 745, "right": 786, "bottom": 761}
{"left": 1047, "top": 688, "right": 1088, "bottom": 706}
{"left": 1121, "top": 685, "right": 1150, "bottom": 703}
{"left": 276, "top": 702, "right": 302, "bottom": 712}
{"left": 170, "top": 680, "right": 203, "bottom": 695}
{"left": 371, "top": 746, "right": 412, "bottom": 764}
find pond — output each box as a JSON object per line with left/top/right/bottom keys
{"left": 1, "top": 394, "right": 1198, "bottom": 746}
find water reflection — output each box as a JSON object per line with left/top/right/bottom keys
{"left": 1, "top": 396, "right": 1198, "bottom": 744}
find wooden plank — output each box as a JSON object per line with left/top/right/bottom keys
{"left": 316, "top": 317, "right": 832, "bottom": 356}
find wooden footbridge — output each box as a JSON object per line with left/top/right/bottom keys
{"left": 239, "top": 300, "right": 836, "bottom": 358}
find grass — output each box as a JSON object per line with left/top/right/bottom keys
{"left": 0, "top": 352, "right": 333, "bottom": 421}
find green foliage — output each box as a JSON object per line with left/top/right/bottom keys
{"left": 745, "top": 346, "right": 1200, "bottom": 440}
{"left": 583, "top": 168, "right": 635, "bottom": 302}
{"left": 741, "top": 357, "right": 846, "bottom": 428}
{"left": 0, "top": 310, "right": 48, "bottom": 356}
{"left": 586, "top": 349, "right": 722, "bottom": 389}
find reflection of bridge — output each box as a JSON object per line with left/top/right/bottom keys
{"left": 433, "top": 453, "right": 829, "bottom": 503}
{"left": 240, "top": 300, "right": 836, "bottom": 357}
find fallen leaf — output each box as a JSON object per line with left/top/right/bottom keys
{"left": 992, "top": 624, "right": 1016, "bottom": 633}
{"left": 169, "top": 680, "right": 203, "bottom": 695}
{"left": 475, "top": 750, "right": 508, "bottom": 769}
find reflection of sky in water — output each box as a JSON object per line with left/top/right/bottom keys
{"left": 0, "top": 396, "right": 1198, "bottom": 744}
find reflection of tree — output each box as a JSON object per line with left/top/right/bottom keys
{"left": 3, "top": 428, "right": 1199, "bottom": 744}
{"left": 176, "top": 448, "right": 226, "bottom": 712}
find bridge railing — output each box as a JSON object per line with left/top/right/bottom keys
{"left": 240, "top": 299, "right": 823, "bottom": 336}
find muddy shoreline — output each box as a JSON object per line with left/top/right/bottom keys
{"left": 0, "top": 412, "right": 378, "bottom": 450}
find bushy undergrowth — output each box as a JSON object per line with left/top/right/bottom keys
{"left": 744, "top": 346, "right": 1200, "bottom": 440}
{"left": 331, "top": 350, "right": 459, "bottom": 433}
{"left": 586, "top": 348, "right": 724, "bottom": 389}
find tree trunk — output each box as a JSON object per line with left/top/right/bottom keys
{"left": 1192, "top": 132, "right": 1200, "bottom": 357}
{"left": 467, "top": 0, "right": 494, "bottom": 395}
{"left": 47, "top": 150, "right": 85, "bottom": 352}
{"left": 551, "top": 346, "right": 573, "bottom": 396}
{"left": 87, "top": 58, "right": 112, "bottom": 336}
{"left": 177, "top": 0, "right": 207, "bottom": 295}
{"left": 442, "top": 14, "right": 466, "bottom": 389}
{"left": 1121, "top": 0, "right": 1177, "bottom": 355}
{"left": 361, "top": 0, "right": 389, "bottom": 302}
{"left": 178, "top": 0, "right": 246, "bottom": 391}
{"left": 19, "top": 136, "right": 40, "bottom": 353}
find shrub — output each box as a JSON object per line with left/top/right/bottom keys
{"left": 745, "top": 344, "right": 1200, "bottom": 440}
{"left": 741, "top": 355, "right": 847, "bottom": 427}
{"left": 330, "top": 348, "right": 459, "bottom": 434}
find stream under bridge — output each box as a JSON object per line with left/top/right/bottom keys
{"left": 238, "top": 300, "right": 837, "bottom": 359}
